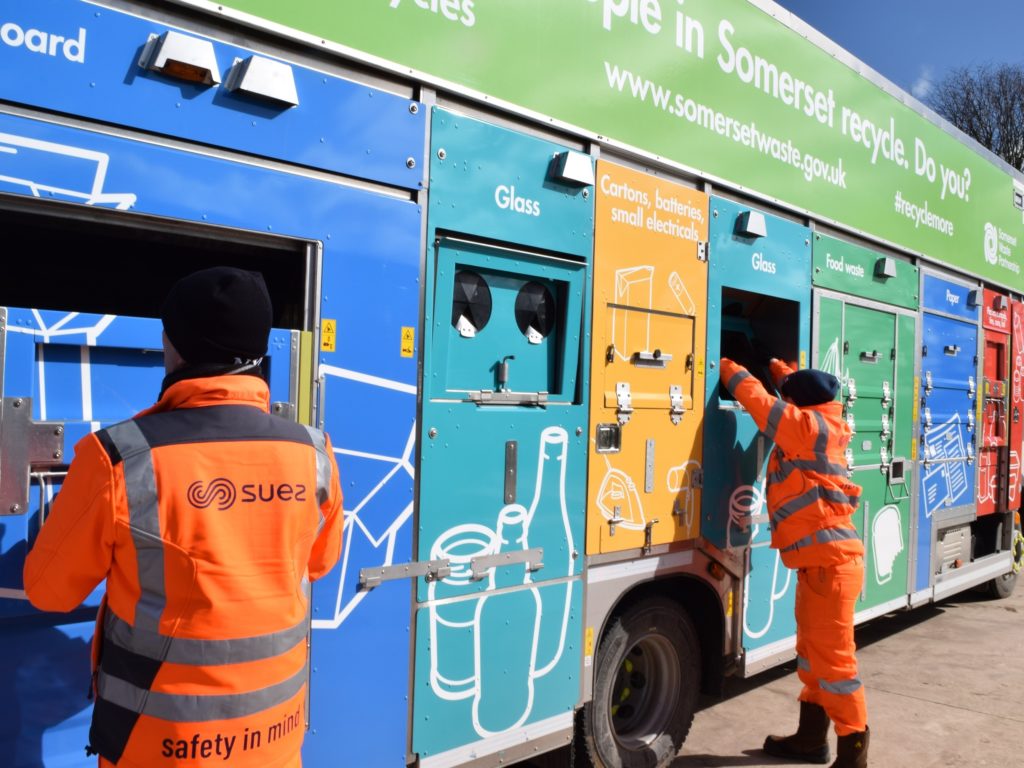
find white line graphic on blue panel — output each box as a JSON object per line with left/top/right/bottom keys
{"left": 0, "top": 132, "right": 136, "bottom": 209}
{"left": 311, "top": 364, "right": 416, "bottom": 631}
{"left": 8, "top": 311, "right": 117, "bottom": 426}
{"left": 922, "top": 413, "right": 969, "bottom": 514}
{"left": 427, "top": 427, "right": 574, "bottom": 738}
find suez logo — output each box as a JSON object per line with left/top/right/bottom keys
{"left": 0, "top": 20, "right": 86, "bottom": 63}
{"left": 186, "top": 478, "right": 308, "bottom": 511}
{"left": 750, "top": 251, "right": 777, "bottom": 274}
{"left": 494, "top": 184, "right": 542, "bottom": 217}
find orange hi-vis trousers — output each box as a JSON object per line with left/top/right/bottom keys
{"left": 795, "top": 556, "right": 868, "bottom": 736}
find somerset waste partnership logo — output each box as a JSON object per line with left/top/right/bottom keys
{"left": 984, "top": 222, "right": 999, "bottom": 266}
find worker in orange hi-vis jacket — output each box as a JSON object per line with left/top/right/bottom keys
{"left": 720, "top": 354, "right": 869, "bottom": 768}
{"left": 24, "top": 267, "right": 344, "bottom": 768}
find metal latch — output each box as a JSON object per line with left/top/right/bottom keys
{"left": 923, "top": 407, "right": 932, "bottom": 428}
{"left": 471, "top": 547, "right": 544, "bottom": 581}
{"left": 880, "top": 412, "right": 890, "bottom": 440}
{"left": 608, "top": 505, "right": 623, "bottom": 536}
{"left": 966, "top": 442, "right": 975, "bottom": 462}
{"left": 271, "top": 401, "right": 296, "bottom": 420}
{"left": 358, "top": 558, "right": 452, "bottom": 590}
{"left": 967, "top": 410, "right": 975, "bottom": 431}
{"left": 616, "top": 382, "right": 633, "bottom": 425}
{"left": 880, "top": 445, "right": 889, "bottom": 466}
{"left": 467, "top": 390, "right": 549, "bottom": 407}
{"left": 846, "top": 378, "right": 857, "bottom": 403}
{"left": 881, "top": 381, "right": 891, "bottom": 409}
{"left": 967, "top": 376, "right": 976, "bottom": 398}
{"left": 924, "top": 371, "right": 933, "bottom": 395}
{"left": 846, "top": 412, "right": 856, "bottom": 434}
{"left": 642, "top": 518, "right": 659, "bottom": 556}
{"left": 860, "top": 350, "right": 881, "bottom": 363}
{"left": 1, "top": 397, "right": 66, "bottom": 516}
{"left": 845, "top": 447, "right": 854, "bottom": 470}
{"left": 669, "top": 385, "right": 685, "bottom": 425}
{"left": 633, "top": 350, "right": 672, "bottom": 368}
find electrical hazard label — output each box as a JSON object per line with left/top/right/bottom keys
{"left": 401, "top": 326, "right": 415, "bottom": 358}
{"left": 321, "top": 319, "right": 337, "bottom": 352}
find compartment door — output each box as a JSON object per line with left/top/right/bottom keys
{"left": 978, "top": 331, "right": 1009, "bottom": 516}
{"left": 414, "top": 239, "right": 587, "bottom": 761}
{"left": 1010, "top": 300, "right": 1024, "bottom": 511}
{"left": 843, "top": 304, "right": 898, "bottom": 469}
{"left": 915, "top": 308, "right": 978, "bottom": 590}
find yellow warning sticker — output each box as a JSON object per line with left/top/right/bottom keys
{"left": 799, "top": 350, "right": 807, "bottom": 369}
{"left": 401, "top": 326, "right": 415, "bottom": 358}
{"left": 911, "top": 376, "right": 920, "bottom": 461}
{"left": 584, "top": 626, "right": 594, "bottom": 657}
{"left": 696, "top": 357, "right": 704, "bottom": 375}
{"left": 321, "top": 319, "right": 337, "bottom": 352}
{"left": 726, "top": 589, "right": 734, "bottom": 618}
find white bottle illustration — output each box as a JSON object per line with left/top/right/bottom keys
{"left": 428, "top": 524, "right": 498, "bottom": 700}
{"left": 527, "top": 427, "right": 575, "bottom": 675}
{"left": 473, "top": 505, "right": 541, "bottom": 735}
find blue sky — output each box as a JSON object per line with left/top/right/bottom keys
{"left": 771, "top": 1, "right": 1024, "bottom": 103}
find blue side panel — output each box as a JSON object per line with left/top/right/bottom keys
{"left": 916, "top": 275, "right": 980, "bottom": 590}
{"left": 703, "top": 196, "right": 811, "bottom": 658}
{"left": 921, "top": 274, "right": 980, "bottom": 322}
{"left": 0, "top": 111, "right": 423, "bottom": 767}
{"left": 0, "top": 0, "right": 424, "bottom": 190}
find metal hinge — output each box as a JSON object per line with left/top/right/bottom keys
{"left": 669, "top": 385, "right": 685, "bottom": 425}
{"left": 471, "top": 547, "right": 544, "bottom": 581}
{"left": 1, "top": 397, "right": 66, "bottom": 516}
{"left": 359, "top": 559, "right": 451, "bottom": 590}
{"left": 616, "top": 382, "right": 633, "bottom": 425}
{"left": 697, "top": 241, "right": 708, "bottom": 261}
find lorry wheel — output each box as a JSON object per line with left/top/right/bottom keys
{"left": 581, "top": 597, "right": 700, "bottom": 768}
{"left": 987, "top": 521, "right": 1023, "bottom": 600}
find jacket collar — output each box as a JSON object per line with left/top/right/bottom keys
{"left": 139, "top": 374, "right": 270, "bottom": 417}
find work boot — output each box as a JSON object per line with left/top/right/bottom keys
{"left": 829, "top": 727, "right": 869, "bottom": 767}
{"left": 762, "top": 701, "right": 831, "bottom": 764}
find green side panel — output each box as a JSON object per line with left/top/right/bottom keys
{"left": 812, "top": 235, "right": 919, "bottom": 309}
{"left": 895, "top": 314, "right": 918, "bottom": 464}
{"left": 816, "top": 294, "right": 844, "bottom": 382}
{"left": 854, "top": 468, "right": 911, "bottom": 609}
{"left": 843, "top": 305, "right": 897, "bottom": 468}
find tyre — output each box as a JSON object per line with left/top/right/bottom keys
{"left": 987, "top": 521, "right": 1023, "bottom": 600}
{"left": 580, "top": 597, "right": 700, "bottom": 768}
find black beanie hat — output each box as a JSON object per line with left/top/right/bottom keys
{"left": 779, "top": 368, "right": 840, "bottom": 407}
{"left": 161, "top": 267, "right": 272, "bottom": 365}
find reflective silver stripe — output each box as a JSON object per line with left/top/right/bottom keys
{"left": 819, "top": 677, "right": 863, "bottom": 695}
{"left": 814, "top": 527, "right": 861, "bottom": 546}
{"left": 811, "top": 411, "right": 829, "bottom": 454}
{"left": 781, "top": 525, "right": 860, "bottom": 552}
{"left": 770, "top": 456, "right": 850, "bottom": 485}
{"left": 772, "top": 487, "right": 860, "bottom": 530}
{"left": 303, "top": 425, "right": 332, "bottom": 509}
{"left": 105, "top": 421, "right": 164, "bottom": 635}
{"left": 726, "top": 369, "right": 751, "bottom": 393}
{"left": 797, "top": 656, "right": 811, "bottom": 672}
{"left": 104, "top": 610, "right": 307, "bottom": 666}
{"left": 97, "top": 662, "right": 307, "bottom": 722}
{"left": 764, "top": 399, "right": 787, "bottom": 440}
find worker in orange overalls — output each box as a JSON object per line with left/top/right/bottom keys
{"left": 720, "top": 354, "right": 869, "bottom": 768}
{"left": 25, "top": 267, "right": 343, "bottom": 767}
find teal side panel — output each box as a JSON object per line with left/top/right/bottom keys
{"left": 703, "top": 196, "right": 811, "bottom": 657}
{"left": 413, "top": 110, "right": 592, "bottom": 760}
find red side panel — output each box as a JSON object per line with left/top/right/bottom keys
{"left": 980, "top": 289, "right": 1011, "bottom": 516}
{"left": 1009, "top": 299, "right": 1024, "bottom": 511}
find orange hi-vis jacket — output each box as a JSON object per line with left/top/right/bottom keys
{"left": 720, "top": 358, "right": 863, "bottom": 569}
{"left": 24, "top": 374, "right": 344, "bottom": 768}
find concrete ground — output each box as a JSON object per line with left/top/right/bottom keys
{"left": 529, "top": 583, "right": 1023, "bottom": 767}
{"left": 674, "top": 584, "right": 1024, "bottom": 767}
